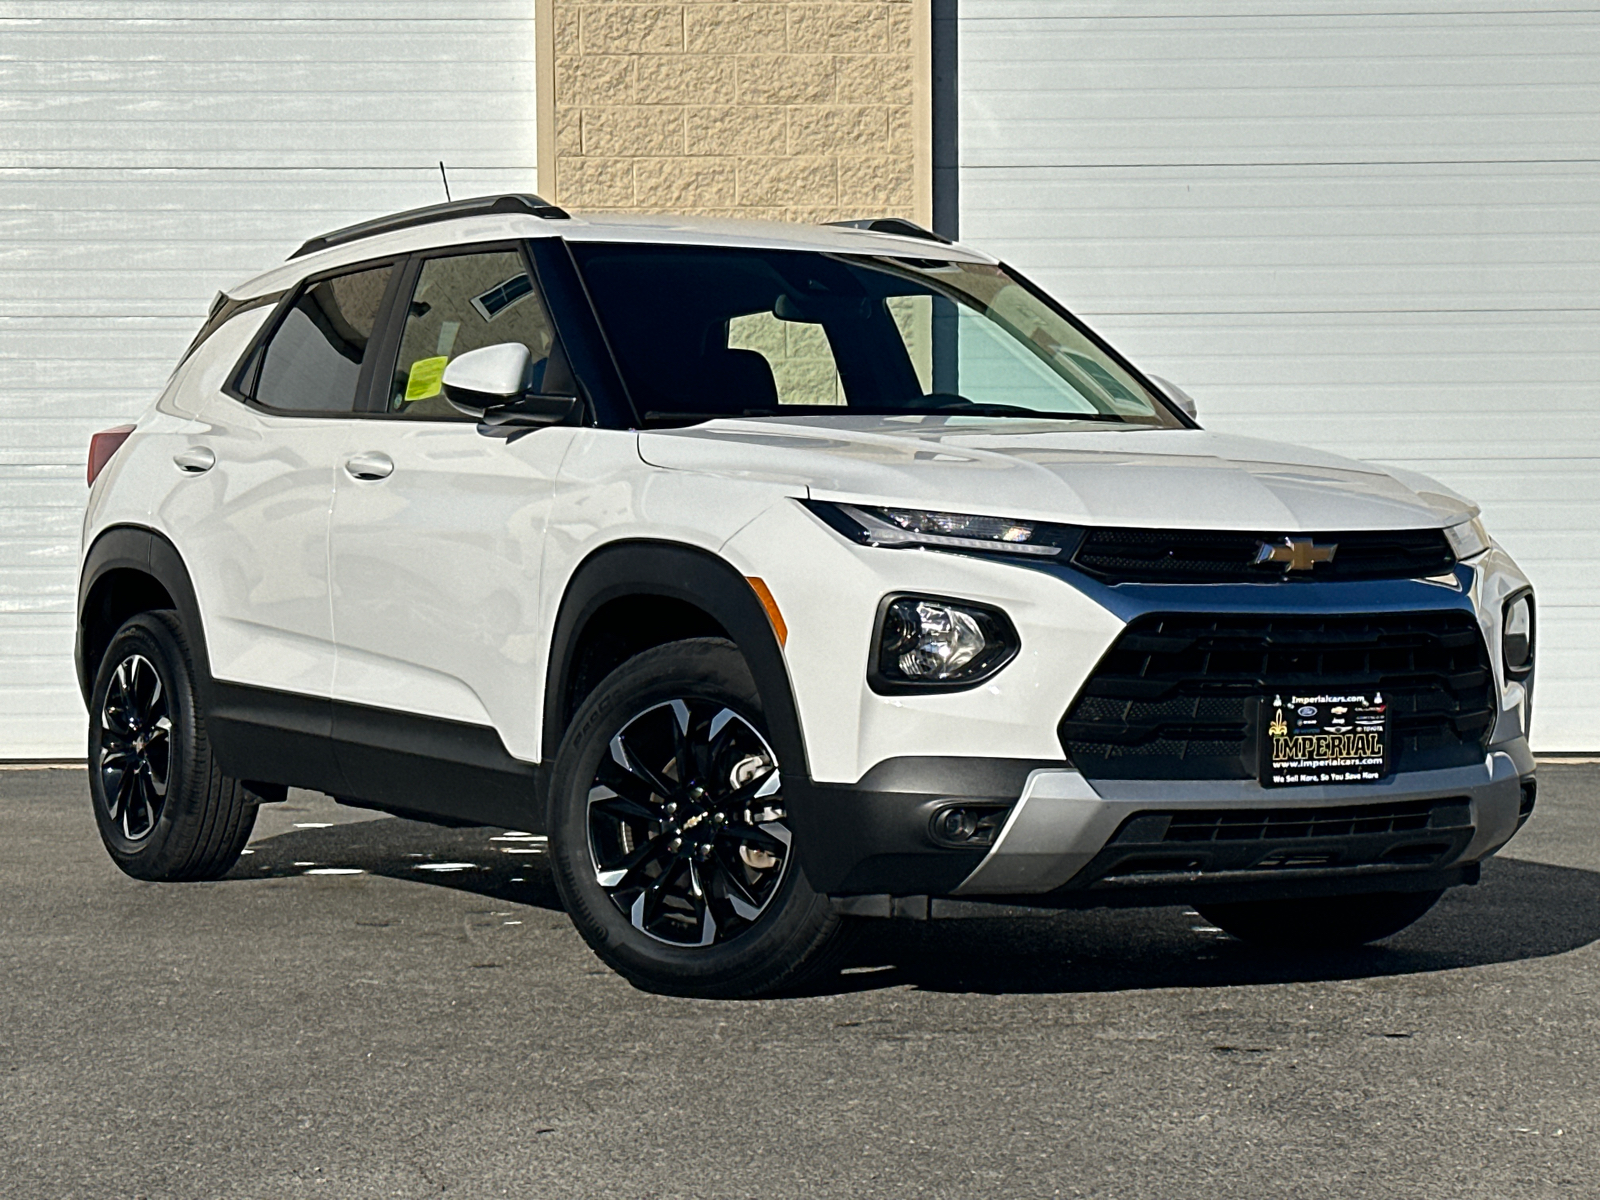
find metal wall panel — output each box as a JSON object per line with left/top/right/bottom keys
{"left": 0, "top": 3, "right": 539, "bottom": 757}
{"left": 960, "top": 4, "right": 1600, "bottom": 750}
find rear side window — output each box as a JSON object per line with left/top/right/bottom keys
{"left": 252, "top": 264, "right": 394, "bottom": 413}
{"left": 178, "top": 290, "right": 284, "bottom": 370}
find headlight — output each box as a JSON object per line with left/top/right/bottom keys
{"left": 1445, "top": 516, "right": 1490, "bottom": 561}
{"left": 804, "top": 499, "right": 1080, "bottom": 558}
{"left": 1503, "top": 589, "right": 1535, "bottom": 679}
{"left": 871, "top": 595, "right": 1020, "bottom": 693}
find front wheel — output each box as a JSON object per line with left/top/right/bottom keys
{"left": 1198, "top": 889, "right": 1445, "bottom": 950}
{"left": 547, "top": 638, "right": 852, "bottom": 998}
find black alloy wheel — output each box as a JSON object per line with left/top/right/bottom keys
{"left": 549, "top": 638, "right": 853, "bottom": 998}
{"left": 87, "top": 610, "right": 260, "bottom": 881}
{"left": 588, "top": 698, "right": 792, "bottom": 948}
{"left": 97, "top": 652, "right": 173, "bottom": 842}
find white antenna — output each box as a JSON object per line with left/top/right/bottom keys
{"left": 438, "top": 161, "right": 452, "bottom": 203}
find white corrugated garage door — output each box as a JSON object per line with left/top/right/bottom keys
{"left": 958, "top": 1, "right": 1600, "bottom": 751}
{"left": 1, "top": 2, "right": 541, "bottom": 757}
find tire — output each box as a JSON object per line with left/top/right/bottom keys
{"left": 87, "top": 610, "right": 259, "bottom": 882}
{"left": 1198, "top": 889, "right": 1445, "bottom": 950}
{"left": 548, "top": 637, "right": 854, "bottom": 998}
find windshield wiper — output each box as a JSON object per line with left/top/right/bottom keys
{"left": 953, "top": 408, "right": 1128, "bottom": 422}
{"left": 642, "top": 410, "right": 781, "bottom": 426}
{"left": 914, "top": 394, "right": 1128, "bottom": 421}
{"left": 639, "top": 406, "right": 1141, "bottom": 427}
{"left": 929, "top": 403, "right": 1092, "bottom": 419}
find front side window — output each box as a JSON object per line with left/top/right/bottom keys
{"left": 569, "top": 243, "right": 1181, "bottom": 427}
{"left": 386, "top": 249, "right": 558, "bottom": 419}
{"left": 253, "top": 264, "right": 393, "bottom": 413}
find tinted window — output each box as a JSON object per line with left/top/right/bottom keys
{"left": 727, "top": 310, "right": 845, "bottom": 406}
{"left": 179, "top": 291, "right": 284, "bottom": 369}
{"left": 386, "top": 249, "right": 558, "bottom": 419}
{"left": 570, "top": 243, "right": 1181, "bottom": 427}
{"left": 254, "top": 265, "right": 393, "bottom": 413}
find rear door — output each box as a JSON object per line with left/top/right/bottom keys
{"left": 160, "top": 259, "right": 399, "bottom": 702}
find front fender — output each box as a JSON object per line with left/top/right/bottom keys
{"left": 543, "top": 539, "right": 807, "bottom": 783}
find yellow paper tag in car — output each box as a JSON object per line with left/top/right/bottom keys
{"left": 405, "top": 355, "right": 449, "bottom": 402}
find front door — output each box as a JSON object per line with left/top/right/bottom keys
{"left": 328, "top": 245, "right": 578, "bottom": 814}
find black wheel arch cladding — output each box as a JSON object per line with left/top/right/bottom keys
{"left": 81, "top": 530, "right": 820, "bottom": 851}
{"left": 544, "top": 539, "right": 810, "bottom": 783}
{"left": 79, "top": 525, "right": 213, "bottom": 708}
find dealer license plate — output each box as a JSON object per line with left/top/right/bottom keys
{"left": 1261, "top": 693, "right": 1390, "bottom": 787}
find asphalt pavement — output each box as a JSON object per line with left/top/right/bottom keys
{"left": 3, "top": 763, "right": 1598, "bottom": 1200}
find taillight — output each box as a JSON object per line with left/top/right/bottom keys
{"left": 87, "top": 425, "right": 136, "bottom": 487}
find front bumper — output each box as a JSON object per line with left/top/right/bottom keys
{"left": 741, "top": 496, "right": 1539, "bottom": 911}
{"left": 797, "top": 738, "right": 1534, "bottom": 913}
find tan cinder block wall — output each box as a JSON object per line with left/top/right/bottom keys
{"left": 550, "top": 2, "right": 917, "bottom": 222}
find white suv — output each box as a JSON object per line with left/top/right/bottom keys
{"left": 78, "top": 195, "right": 1537, "bottom": 997}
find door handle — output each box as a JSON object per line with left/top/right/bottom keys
{"left": 344, "top": 451, "right": 394, "bottom": 481}
{"left": 173, "top": 446, "right": 215, "bottom": 474}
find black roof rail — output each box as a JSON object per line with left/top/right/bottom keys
{"left": 289, "top": 193, "right": 570, "bottom": 260}
{"left": 824, "top": 217, "right": 952, "bottom": 245}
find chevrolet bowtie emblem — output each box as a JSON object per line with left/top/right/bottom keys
{"left": 1256, "top": 537, "right": 1338, "bottom": 571}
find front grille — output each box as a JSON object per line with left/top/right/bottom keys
{"left": 1060, "top": 611, "right": 1494, "bottom": 781}
{"left": 1070, "top": 526, "right": 1455, "bottom": 584}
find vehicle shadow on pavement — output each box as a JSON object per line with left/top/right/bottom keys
{"left": 235, "top": 818, "right": 1600, "bottom": 996}
{"left": 232, "top": 813, "right": 569, "bottom": 912}
{"left": 843, "top": 856, "right": 1600, "bottom": 996}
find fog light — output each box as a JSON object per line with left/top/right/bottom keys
{"left": 929, "top": 805, "right": 1011, "bottom": 848}
{"left": 934, "top": 807, "right": 978, "bottom": 841}
{"left": 872, "top": 595, "right": 1020, "bottom": 693}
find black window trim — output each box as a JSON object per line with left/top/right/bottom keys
{"left": 223, "top": 253, "right": 407, "bottom": 419}
{"left": 527, "top": 237, "right": 635, "bottom": 429}
{"left": 224, "top": 239, "right": 638, "bottom": 429}
{"left": 179, "top": 289, "right": 287, "bottom": 372}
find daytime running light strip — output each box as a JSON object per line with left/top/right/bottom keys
{"left": 839, "top": 505, "right": 1062, "bottom": 557}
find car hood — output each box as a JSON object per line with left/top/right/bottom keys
{"left": 636, "top": 415, "right": 1477, "bottom": 531}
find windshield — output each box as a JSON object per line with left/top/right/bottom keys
{"left": 569, "top": 243, "right": 1183, "bottom": 427}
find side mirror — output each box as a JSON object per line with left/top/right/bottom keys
{"left": 1148, "top": 375, "right": 1199, "bottom": 422}
{"left": 443, "top": 342, "right": 581, "bottom": 427}
{"left": 443, "top": 343, "right": 532, "bottom": 414}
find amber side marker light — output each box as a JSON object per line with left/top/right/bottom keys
{"left": 745, "top": 576, "right": 787, "bottom": 647}
{"left": 87, "top": 425, "right": 137, "bottom": 487}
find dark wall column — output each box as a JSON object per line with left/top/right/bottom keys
{"left": 931, "top": 0, "right": 959, "bottom": 240}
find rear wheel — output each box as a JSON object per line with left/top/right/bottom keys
{"left": 88, "top": 610, "right": 258, "bottom": 881}
{"left": 1198, "top": 889, "right": 1445, "bottom": 950}
{"left": 548, "top": 638, "right": 853, "bottom": 998}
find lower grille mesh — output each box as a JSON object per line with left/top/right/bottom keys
{"left": 1078, "top": 798, "right": 1477, "bottom": 884}
{"left": 1158, "top": 800, "right": 1440, "bottom": 842}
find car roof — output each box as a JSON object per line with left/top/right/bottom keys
{"left": 227, "top": 209, "right": 999, "bottom": 301}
